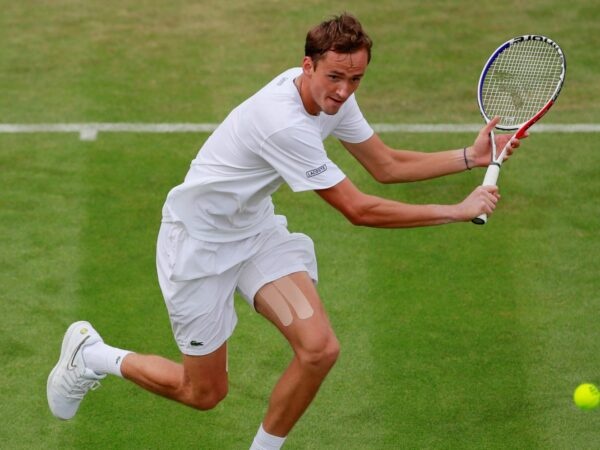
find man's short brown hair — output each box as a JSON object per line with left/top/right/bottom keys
{"left": 305, "top": 13, "right": 373, "bottom": 66}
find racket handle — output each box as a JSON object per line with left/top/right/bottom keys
{"left": 472, "top": 164, "right": 501, "bottom": 225}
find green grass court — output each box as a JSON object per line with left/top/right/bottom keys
{"left": 2, "top": 1, "right": 600, "bottom": 448}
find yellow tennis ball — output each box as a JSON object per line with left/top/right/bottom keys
{"left": 573, "top": 383, "right": 600, "bottom": 410}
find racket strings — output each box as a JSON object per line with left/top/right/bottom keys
{"left": 482, "top": 40, "right": 563, "bottom": 127}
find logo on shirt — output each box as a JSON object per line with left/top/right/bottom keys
{"left": 306, "top": 164, "right": 327, "bottom": 178}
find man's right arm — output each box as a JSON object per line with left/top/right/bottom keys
{"left": 314, "top": 177, "right": 499, "bottom": 228}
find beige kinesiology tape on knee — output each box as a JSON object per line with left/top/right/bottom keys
{"left": 260, "top": 278, "right": 315, "bottom": 326}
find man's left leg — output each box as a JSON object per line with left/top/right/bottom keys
{"left": 250, "top": 271, "right": 340, "bottom": 448}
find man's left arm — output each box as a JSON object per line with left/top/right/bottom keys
{"left": 341, "top": 117, "right": 521, "bottom": 184}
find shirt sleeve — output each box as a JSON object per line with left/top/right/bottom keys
{"left": 259, "top": 127, "right": 346, "bottom": 192}
{"left": 331, "top": 95, "right": 374, "bottom": 143}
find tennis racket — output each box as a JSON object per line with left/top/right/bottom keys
{"left": 472, "top": 35, "right": 566, "bottom": 225}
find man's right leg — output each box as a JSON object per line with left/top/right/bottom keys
{"left": 48, "top": 222, "right": 238, "bottom": 419}
{"left": 133, "top": 220, "right": 233, "bottom": 410}
{"left": 119, "top": 343, "right": 228, "bottom": 410}
{"left": 47, "top": 320, "right": 229, "bottom": 419}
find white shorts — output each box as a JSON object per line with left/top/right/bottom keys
{"left": 156, "top": 216, "right": 318, "bottom": 356}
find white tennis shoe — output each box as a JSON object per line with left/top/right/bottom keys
{"left": 47, "top": 321, "right": 106, "bottom": 420}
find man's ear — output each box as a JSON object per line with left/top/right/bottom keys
{"left": 301, "top": 56, "right": 314, "bottom": 77}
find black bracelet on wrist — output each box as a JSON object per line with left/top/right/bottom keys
{"left": 463, "top": 147, "right": 471, "bottom": 170}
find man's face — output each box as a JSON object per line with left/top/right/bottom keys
{"left": 301, "top": 49, "right": 369, "bottom": 115}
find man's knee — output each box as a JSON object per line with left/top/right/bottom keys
{"left": 185, "top": 382, "right": 228, "bottom": 411}
{"left": 181, "top": 345, "right": 229, "bottom": 410}
{"left": 297, "top": 333, "right": 340, "bottom": 374}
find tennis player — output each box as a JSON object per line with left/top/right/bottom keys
{"left": 47, "top": 13, "right": 521, "bottom": 449}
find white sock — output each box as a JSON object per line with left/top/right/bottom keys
{"left": 82, "top": 342, "right": 131, "bottom": 378}
{"left": 250, "top": 424, "right": 286, "bottom": 450}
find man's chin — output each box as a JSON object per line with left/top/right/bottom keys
{"left": 322, "top": 104, "right": 343, "bottom": 115}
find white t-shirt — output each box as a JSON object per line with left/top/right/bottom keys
{"left": 162, "top": 67, "right": 374, "bottom": 242}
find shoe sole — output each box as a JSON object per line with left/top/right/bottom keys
{"left": 47, "top": 321, "right": 95, "bottom": 420}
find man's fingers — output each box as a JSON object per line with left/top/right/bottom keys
{"left": 483, "top": 116, "right": 500, "bottom": 134}
{"left": 480, "top": 185, "right": 499, "bottom": 197}
{"left": 478, "top": 186, "right": 500, "bottom": 213}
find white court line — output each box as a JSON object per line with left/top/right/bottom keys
{"left": 0, "top": 123, "right": 598, "bottom": 141}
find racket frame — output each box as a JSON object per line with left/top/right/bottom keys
{"left": 472, "top": 35, "right": 566, "bottom": 225}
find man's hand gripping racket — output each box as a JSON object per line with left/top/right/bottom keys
{"left": 472, "top": 35, "right": 566, "bottom": 225}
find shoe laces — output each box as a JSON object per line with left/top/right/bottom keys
{"left": 64, "top": 368, "right": 104, "bottom": 400}
{"left": 66, "top": 378, "right": 101, "bottom": 400}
